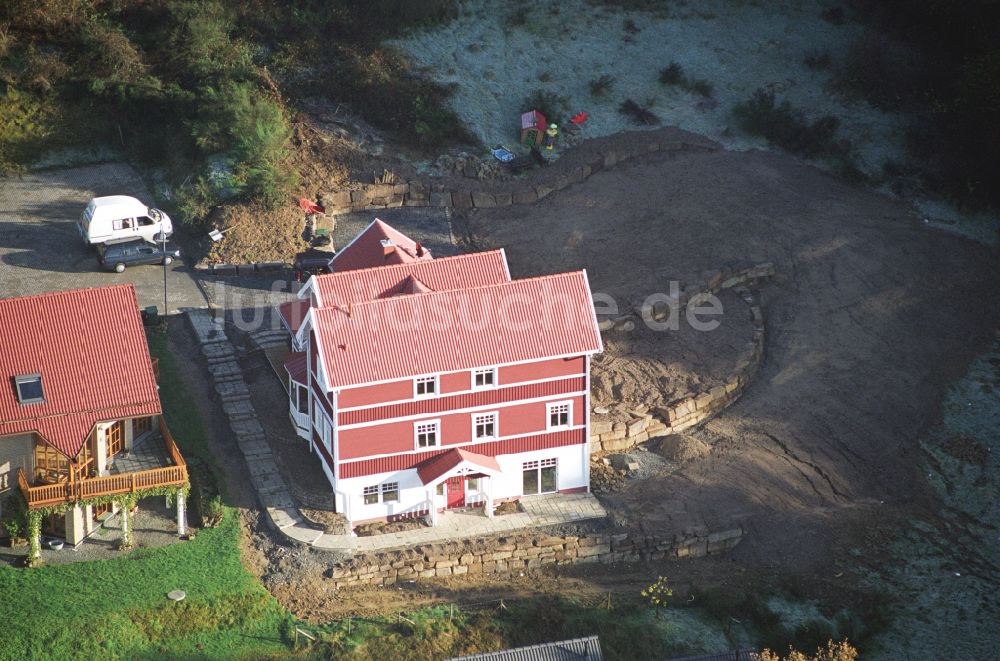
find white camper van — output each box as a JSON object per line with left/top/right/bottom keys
{"left": 78, "top": 195, "right": 173, "bottom": 245}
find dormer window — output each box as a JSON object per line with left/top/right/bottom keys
{"left": 14, "top": 374, "right": 44, "bottom": 405}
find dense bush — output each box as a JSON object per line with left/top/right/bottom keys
{"left": 842, "top": 0, "right": 1000, "bottom": 208}
{"left": 658, "top": 61, "right": 714, "bottom": 98}
{"left": 522, "top": 89, "right": 571, "bottom": 126}
{"left": 733, "top": 88, "right": 847, "bottom": 159}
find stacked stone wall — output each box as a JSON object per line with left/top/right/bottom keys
{"left": 591, "top": 262, "right": 775, "bottom": 455}
{"left": 323, "top": 526, "right": 743, "bottom": 589}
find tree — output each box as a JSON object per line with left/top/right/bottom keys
{"left": 640, "top": 576, "right": 673, "bottom": 619}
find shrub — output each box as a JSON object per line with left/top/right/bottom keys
{"left": 1, "top": 492, "right": 27, "bottom": 542}
{"left": 588, "top": 74, "right": 615, "bottom": 97}
{"left": 619, "top": 98, "right": 659, "bottom": 125}
{"left": 523, "top": 88, "right": 570, "bottom": 126}
{"left": 733, "top": 88, "right": 846, "bottom": 158}
{"left": 659, "top": 62, "right": 684, "bottom": 85}
{"left": 658, "top": 61, "right": 714, "bottom": 97}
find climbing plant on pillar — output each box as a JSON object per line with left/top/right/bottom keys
{"left": 25, "top": 510, "right": 43, "bottom": 567}
{"left": 116, "top": 494, "right": 139, "bottom": 551}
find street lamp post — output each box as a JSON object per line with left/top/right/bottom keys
{"left": 156, "top": 232, "right": 168, "bottom": 317}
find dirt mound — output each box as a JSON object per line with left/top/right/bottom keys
{"left": 652, "top": 434, "right": 711, "bottom": 463}
{"left": 590, "top": 289, "right": 753, "bottom": 410}
{"left": 206, "top": 203, "right": 310, "bottom": 264}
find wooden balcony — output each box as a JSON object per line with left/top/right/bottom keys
{"left": 18, "top": 417, "right": 187, "bottom": 509}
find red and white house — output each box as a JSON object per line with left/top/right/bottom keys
{"left": 277, "top": 219, "right": 603, "bottom": 525}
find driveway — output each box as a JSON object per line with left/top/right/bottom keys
{"left": 0, "top": 163, "right": 207, "bottom": 312}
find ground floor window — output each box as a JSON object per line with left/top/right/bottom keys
{"left": 467, "top": 477, "right": 480, "bottom": 491}
{"left": 106, "top": 420, "right": 124, "bottom": 459}
{"left": 522, "top": 458, "right": 557, "bottom": 495}
{"left": 364, "top": 482, "right": 400, "bottom": 504}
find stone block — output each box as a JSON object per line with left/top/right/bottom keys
{"left": 608, "top": 454, "right": 639, "bottom": 472}
{"left": 435, "top": 566, "right": 452, "bottom": 576}
{"left": 601, "top": 436, "right": 633, "bottom": 453}
{"left": 471, "top": 191, "right": 496, "bottom": 207}
{"left": 591, "top": 420, "right": 613, "bottom": 435}
{"left": 602, "top": 427, "right": 627, "bottom": 441}
{"left": 453, "top": 191, "right": 474, "bottom": 208}
{"left": 494, "top": 192, "right": 513, "bottom": 206}
{"left": 328, "top": 191, "right": 352, "bottom": 208}
{"left": 534, "top": 185, "right": 553, "bottom": 200}
{"left": 453, "top": 565, "right": 469, "bottom": 575}
{"left": 512, "top": 188, "right": 538, "bottom": 204}
{"left": 627, "top": 417, "right": 648, "bottom": 435}
{"left": 492, "top": 550, "right": 513, "bottom": 560}
{"left": 350, "top": 189, "right": 369, "bottom": 204}
{"left": 430, "top": 191, "right": 453, "bottom": 207}
{"left": 694, "top": 392, "right": 714, "bottom": 410}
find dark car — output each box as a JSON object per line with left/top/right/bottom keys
{"left": 97, "top": 237, "right": 181, "bottom": 273}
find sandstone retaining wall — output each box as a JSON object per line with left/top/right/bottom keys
{"left": 319, "top": 127, "right": 720, "bottom": 216}
{"left": 591, "top": 262, "right": 774, "bottom": 455}
{"left": 323, "top": 526, "right": 743, "bottom": 589}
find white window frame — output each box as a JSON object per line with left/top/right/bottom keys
{"left": 414, "top": 375, "right": 439, "bottom": 398}
{"left": 472, "top": 366, "right": 497, "bottom": 390}
{"left": 296, "top": 384, "right": 309, "bottom": 415}
{"left": 363, "top": 485, "right": 379, "bottom": 505}
{"left": 14, "top": 373, "right": 44, "bottom": 405}
{"left": 472, "top": 411, "right": 498, "bottom": 441}
{"left": 546, "top": 400, "right": 572, "bottom": 430}
{"left": 381, "top": 482, "right": 400, "bottom": 503}
{"left": 414, "top": 419, "right": 441, "bottom": 449}
{"left": 522, "top": 458, "right": 558, "bottom": 495}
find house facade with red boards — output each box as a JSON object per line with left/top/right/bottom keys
{"left": 277, "top": 219, "right": 603, "bottom": 525}
{"left": 0, "top": 285, "right": 188, "bottom": 548}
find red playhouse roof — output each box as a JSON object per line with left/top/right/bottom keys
{"left": 0, "top": 285, "right": 162, "bottom": 457}
{"left": 521, "top": 110, "right": 547, "bottom": 131}
{"left": 416, "top": 448, "right": 501, "bottom": 485}
{"left": 311, "top": 270, "right": 603, "bottom": 388}
{"left": 311, "top": 250, "right": 510, "bottom": 307}
{"left": 277, "top": 299, "right": 311, "bottom": 334}
{"left": 283, "top": 352, "right": 308, "bottom": 384}
{"left": 329, "top": 218, "right": 433, "bottom": 273}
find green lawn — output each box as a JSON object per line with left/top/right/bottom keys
{"left": 0, "top": 332, "right": 294, "bottom": 660}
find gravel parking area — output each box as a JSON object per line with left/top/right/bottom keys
{"left": 0, "top": 163, "right": 206, "bottom": 312}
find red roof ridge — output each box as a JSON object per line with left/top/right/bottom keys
{"left": 313, "top": 249, "right": 506, "bottom": 284}
{"left": 0, "top": 283, "right": 137, "bottom": 306}
{"left": 315, "top": 269, "right": 590, "bottom": 316}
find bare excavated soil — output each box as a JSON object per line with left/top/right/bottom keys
{"left": 592, "top": 287, "right": 753, "bottom": 411}
{"left": 459, "top": 141, "right": 1000, "bottom": 575}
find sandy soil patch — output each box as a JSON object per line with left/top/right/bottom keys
{"left": 394, "top": 0, "right": 894, "bottom": 172}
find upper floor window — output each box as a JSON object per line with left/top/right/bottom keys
{"left": 14, "top": 374, "right": 44, "bottom": 405}
{"left": 415, "top": 420, "right": 440, "bottom": 449}
{"left": 473, "top": 367, "right": 496, "bottom": 390}
{"left": 473, "top": 412, "right": 497, "bottom": 440}
{"left": 547, "top": 401, "right": 571, "bottom": 429}
{"left": 415, "top": 375, "right": 438, "bottom": 398}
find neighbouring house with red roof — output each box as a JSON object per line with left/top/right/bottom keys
{"left": 0, "top": 285, "right": 188, "bottom": 550}
{"left": 276, "top": 220, "right": 602, "bottom": 525}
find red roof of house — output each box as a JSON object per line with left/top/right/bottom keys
{"left": 521, "top": 110, "right": 547, "bottom": 131}
{"left": 277, "top": 299, "right": 310, "bottom": 334}
{"left": 329, "top": 218, "right": 433, "bottom": 273}
{"left": 311, "top": 250, "right": 510, "bottom": 306}
{"left": 0, "top": 285, "right": 162, "bottom": 457}
{"left": 416, "top": 448, "right": 501, "bottom": 485}
{"left": 312, "top": 270, "right": 602, "bottom": 388}
{"left": 283, "top": 352, "right": 308, "bottom": 384}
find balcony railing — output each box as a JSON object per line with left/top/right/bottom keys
{"left": 18, "top": 416, "right": 187, "bottom": 509}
